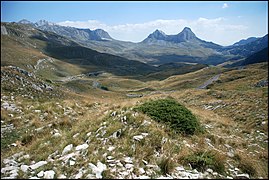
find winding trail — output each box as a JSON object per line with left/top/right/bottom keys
{"left": 197, "top": 74, "right": 221, "bottom": 89}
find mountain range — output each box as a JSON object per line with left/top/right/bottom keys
{"left": 2, "top": 19, "right": 268, "bottom": 70}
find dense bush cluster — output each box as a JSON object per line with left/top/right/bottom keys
{"left": 135, "top": 98, "right": 201, "bottom": 135}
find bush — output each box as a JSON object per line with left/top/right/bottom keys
{"left": 100, "top": 86, "right": 109, "bottom": 91}
{"left": 134, "top": 98, "right": 200, "bottom": 135}
{"left": 183, "top": 151, "right": 225, "bottom": 173}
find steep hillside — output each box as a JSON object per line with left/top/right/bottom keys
{"left": 1, "top": 61, "right": 268, "bottom": 179}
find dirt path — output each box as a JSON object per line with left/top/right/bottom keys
{"left": 197, "top": 74, "right": 220, "bottom": 89}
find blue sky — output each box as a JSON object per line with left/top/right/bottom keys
{"left": 1, "top": 1, "right": 268, "bottom": 45}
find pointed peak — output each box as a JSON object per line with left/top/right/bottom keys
{"left": 182, "top": 27, "right": 193, "bottom": 33}
{"left": 35, "top": 20, "right": 55, "bottom": 26}
{"left": 153, "top": 29, "right": 166, "bottom": 35}
{"left": 177, "top": 27, "right": 197, "bottom": 41}
{"left": 18, "top": 19, "right": 33, "bottom": 24}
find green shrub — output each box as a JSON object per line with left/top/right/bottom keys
{"left": 134, "top": 98, "right": 200, "bottom": 135}
{"left": 183, "top": 151, "right": 225, "bottom": 173}
{"left": 100, "top": 86, "right": 109, "bottom": 91}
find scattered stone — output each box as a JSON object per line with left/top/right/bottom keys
{"left": 62, "top": 144, "right": 73, "bottom": 155}
{"left": 73, "top": 133, "right": 80, "bottom": 138}
{"left": 88, "top": 161, "right": 107, "bottom": 179}
{"left": 29, "top": 161, "right": 47, "bottom": 170}
{"left": 37, "top": 171, "right": 44, "bottom": 178}
{"left": 20, "top": 165, "right": 29, "bottom": 173}
{"left": 43, "top": 170, "right": 55, "bottom": 179}
{"left": 74, "top": 169, "right": 84, "bottom": 179}
{"left": 58, "top": 174, "right": 67, "bottom": 179}
{"left": 111, "top": 111, "right": 117, "bottom": 116}
{"left": 206, "top": 168, "right": 213, "bottom": 174}
{"left": 133, "top": 135, "right": 144, "bottom": 141}
{"left": 136, "top": 175, "right": 151, "bottom": 179}
{"left": 108, "top": 146, "right": 115, "bottom": 152}
{"left": 138, "top": 168, "right": 145, "bottom": 174}
{"left": 75, "top": 143, "right": 89, "bottom": 151}
{"left": 176, "top": 166, "right": 185, "bottom": 171}
{"left": 125, "top": 163, "right": 134, "bottom": 169}
{"left": 52, "top": 132, "right": 61, "bottom": 137}
{"left": 236, "top": 173, "right": 250, "bottom": 179}
{"left": 69, "top": 160, "right": 76, "bottom": 166}
{"left": 123, "top": 157, "right": 133, "bottom": 163}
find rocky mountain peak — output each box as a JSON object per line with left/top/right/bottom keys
{"left": 35, "top": 20, "right": 56, "bottom": 27}
{"left": 148, "top": 29, "right": 166, "bottom": 40}
{"left": 92, "top": 29, "right": 113, "bottom": 40}
{"left": 18, "top": 19, "right": 33, "bottom": 25}
{"left": 177, "top": 27, "right": 197, "bottom": 41}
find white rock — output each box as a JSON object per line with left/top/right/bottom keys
{"left": 52, "top": 133, "right": 61, "bottom": 137}
{"left": 119, "top": 171, "right": 129, "bottom": 176}
{"left": 137, "top": 175, "right": 151, "bottom": 179}
{"left": 206, "top": 168, "right": 213, "bottom": 174}
{"left": 212, "top": 172, "right": 218, "bottom": 176}
{"left": 29, "top": 161, "right": 47, "bottom": 170}
{"left": 141, "top": 133, "right": 149, "bottom": 137}
{"left": 43, "top": 170, "right": 55, "bottom": 179}
{"left": 86, "top": 174, "right": 96, "bottom": 178}
{"left": 59, "top": 152, "right": 80, "bottom": 162}
{"left": 20, "top": 165, "right": 29, "bottom": 172}
{"left": 236, "top": 174, "right": 250, "bottom": 179}
{"left": 234, "top": 168, "right": 240, "bottom": 171}
{"left": 107, "top": 156, "right": 114, "bottom": 160}
{"left": 3, "top": 159, "right": 17, "bottom": 166}
{"left": 62, "top": 144, "right": 73, "bottom": 155}
{"left": 138, "top": 168, "right": 145, "bottom": 174}
{"left": 111, "top": 111, "right": 117, "bottom": 116}
{"left": 176, "top": 166, "right": 185, "bottom": 171}
{"left": 69, "top": 160, "right": 75, "bottom": 166}
{"left": 37, "top": 171, "right": 44, "bottom": 178}
{"left": 117, "top": 162, "right": 123, "bottom": 167}
{"left": 193, "top": 169, "right": 199, "bottom": 173}
{"left": 58, "top": 174, "right": 67, "bottom": 179}
{"left": 227, "top": 151, "right": 234, "bottom": 157}
{"left": 108, "top": 146, "right": 115, "bottom": 152}
{"left": 123, "top": 157, "right": 133, "bottom": 163}
{"left": 133, "top": 135, "right": 144, "bottom": 141}
{"left": 34, "top": 110, "right": 41, "bottom": 113}
{"left": 73, "top": 133, "right": 80, "bottom": 138}
{"left": 12, "top": 152, "right": 24, "bottom": 159}
{"left": 75, "top": 144, "right": 89, "bottom": 151}
{"left": 29, "top": 177, "right": 40, "bottom": 179}
{"left": 75, "top": 170, "right": 83, "bottom": 179}
{"left": 142, "top": 160, "right": 148, "bottom": 165}
{"left": 125, "top": 163, "right": 134, "bottom": 169}
{"left": 89, "top": 161, "right": 107, "bottom": 179}
{"left": 191, "top": 173, "right": 199, "bottom": 179}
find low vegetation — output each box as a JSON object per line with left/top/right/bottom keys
{"left": 134, "top": 98, "right": 202, "bottom": 135}
{"left": 182, "top": 150, "right": 225, "bottom": 174}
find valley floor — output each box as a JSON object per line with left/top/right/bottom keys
{"left": 1, "top": 62, "right": 268, "bottom": 179}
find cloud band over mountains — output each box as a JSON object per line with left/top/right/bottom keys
{"left": 58, "top": 17, "right": 248, "bottom": 46}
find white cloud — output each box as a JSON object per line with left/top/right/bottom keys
{"left": 57, "top": 17, "right": 249, "bottom": 46}
{"left": 222, "top": 3, "right": 229, "bottom": 9}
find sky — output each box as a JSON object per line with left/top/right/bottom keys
{"left": 1, "top": 1, "right": 268, "bottom": 46}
